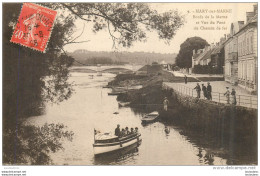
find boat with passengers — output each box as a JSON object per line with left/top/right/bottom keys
{"left": 93, "top": 130, "right": 142, "bottom": 155}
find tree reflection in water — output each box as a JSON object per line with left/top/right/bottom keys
{"left": 178, "top": 125, "right": 257, "bottom": 165}
{"left": 197, "top": 147, "right": 203, "bottom": 164}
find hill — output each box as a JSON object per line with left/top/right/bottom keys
{"left": 68, "top": 50, "right": 177, "bottom": 66}
{"left": 102, "top": 68, "right": 133, "bottom": 74}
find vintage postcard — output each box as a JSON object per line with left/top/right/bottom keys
{"left": 2, "top": 1, "right": 258, "bottom": 175}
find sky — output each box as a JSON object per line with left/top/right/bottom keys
{"left": 63, "top": 3, "right": 256, "bottom": 54}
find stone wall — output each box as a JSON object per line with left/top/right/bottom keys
{"left": 159, "top": 88, "right": 257, "bottom": 164}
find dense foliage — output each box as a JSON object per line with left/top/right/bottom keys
{"left": 3, "top": 123, "right": 74, "bottom": 165}
{"left": 73, "top": 56, "right": 128, "bottom": 65}
{"left": 46, "top": 3, "right": 184, "bottom": 48}
{"left": 193, "top": 65, "right": 221, "bottom": 74}
{"left": 3, "top": 3, "right": 76, "bottom": 164}
{"left": 175, "top": 37, "right": 209, "bottom": 68}
{"left": 3, "top": 3, "right": 75, "bottom": 125}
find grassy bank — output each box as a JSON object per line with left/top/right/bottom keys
{"left": 109, "top": 64, "right": 225, "bottom": 110}
{"left": 110, "top": 65, "right": 199, "bottom": 105}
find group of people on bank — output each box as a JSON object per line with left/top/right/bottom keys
{"left": 185, "top": 75, "right": 238, "bottom": 105}
{"left": 194, "top": 82, "right": 212, "bottom": 100}
{"left": 224, "top": 87, "right": 237, "bottom": 105}
{"left": 114, "top": 124, "right": 138, "bottom": 137}
{"left": 193, "top": 82, "right": 237, "bottom": 105}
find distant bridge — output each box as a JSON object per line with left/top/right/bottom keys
{"left": 70, "top": 65, "right": 143, "bottom": 73}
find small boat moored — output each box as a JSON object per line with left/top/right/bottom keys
{"left": 97, "top": 71, "right": 102, "bottom": 76}
{"left": 108, "top": 92, "right": 126, "bottom": 96}
{"left": 141, "top": 111, "right": 159, "bottom": 123}
{"left": 118, "top": 101, "right": 130, "bottom": 107}
{"left": 93, "top": 131, "right": 142, "bottom": 156}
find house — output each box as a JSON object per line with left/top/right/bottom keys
{"left": 224, "top": 4, "right": 257, "bottom": 93}
{"left": 192, "top": 45, "right": 213, "bottom": 67}
{"left": 199, "top": 46, "right": 214, "bottom": 66}
{"left": 192, "top": 48, "right": 204, "bottom": 67}
{"left": 237, "top": 5, "right": 257, "bottom": 93}
{"left": 224, "top": 21, "right": 244, "bottom": 85}
{"left": 210, "top": 37, "right": 225, "bottom": 73}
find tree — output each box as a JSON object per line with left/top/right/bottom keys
{"left": 3, "top": 3, "right": 75, "bottom": 126}
{"left": 3, "top": 123, "right": 74, "bottom": 165}
{"left": 46, "top": 3, "right": 185, "bottom": 48}
{"left": 3, "top": 3, "right": 75, "bottom": 164}
{"left": 175, "top": 37, "right": 209, "bottom": 68}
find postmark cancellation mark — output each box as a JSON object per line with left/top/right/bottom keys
{"left": 10, "top": 3, "right": 57, "bottom": 52}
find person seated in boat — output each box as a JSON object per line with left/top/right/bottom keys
{"left": 94, "top": 129, "right": 100, "bottom": 135}
{"left": 120, "top": 128, "right": 126, "bottom": 137}
{"left": 130, "top": 128, "right": 134, "bottom": 134}
{"left": 125, "top": 127, "right": 130, "bottom": 135}
{"left": 114, "top": 124, "right": 121, "bottom": 136}
{"left": 135, "top": 127, "right": 138, "bottom": 133}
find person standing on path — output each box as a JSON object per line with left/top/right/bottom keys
{"left": 231, "top": 88, "right": 237, "bottom": 105}
{"left": 184, "top": 75, "right": 188, "bottom": 84}
{"left": 194, "top": 83, "right": 201, "bottom": 98}
{"left": 224, "top": 87, "right": 230, "bottom": 104}
{"left": 207, "top": 82, "right": 212, "bottom": 100}
{"left": 163, "top": 97, "right": 169, "bottom": 111}
{"left": 202, "top": 84, "right": 207, "bottom": 99}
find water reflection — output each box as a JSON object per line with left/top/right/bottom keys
{"left": 94, "top": 143, "right": 140, "bottom": 165}
{"left": 197, "top": 148, "right": 203, "bottom": 164}
{"left": 164, "top": 126, "right": 170, "bottom": 135}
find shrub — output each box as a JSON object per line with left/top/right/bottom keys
{"left": 193, "top": 65, "right": 221, "bottom": 74}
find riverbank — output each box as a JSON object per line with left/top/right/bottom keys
{"left": 108, "top": 65, "right": 257, "bottom": 165}
{"left": 121, "top": 80, "right": 257, "bottom": 164}
{"left": 111, "top": 65, "right": 198, "bottom": 105}
{"left": 161, "top": 87, "right": 257, "bottom": 164}
{"left": 109, "top": 65, "right": 223, "bottom": 108}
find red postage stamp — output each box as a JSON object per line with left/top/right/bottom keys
{"left": 10, "top": 3, "right": 57, "bottom": 52}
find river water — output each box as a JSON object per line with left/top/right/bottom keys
{"left": 26, "top": 68, "right": 228, "bottom": 165}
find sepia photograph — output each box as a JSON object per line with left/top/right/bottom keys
{"left": 2, "top": 1, "right": 258, "bottom": 172}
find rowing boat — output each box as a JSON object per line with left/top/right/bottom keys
{"left": 118, "top": 102, "right": 130, "bottom": 107}
{"left": 93, "top": 132, "right": 142, "bottom": 155}
{"left": 141, "top": 111, "right": 159, "bottom": 123}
